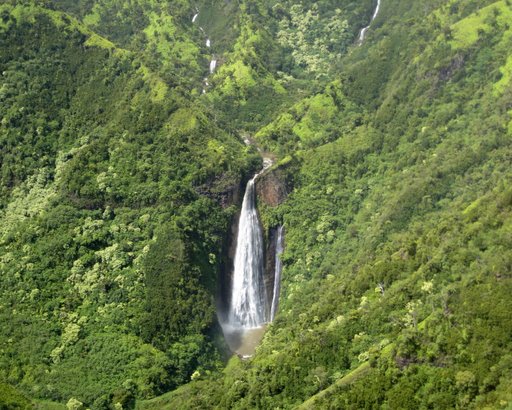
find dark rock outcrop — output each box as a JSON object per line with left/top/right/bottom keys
{"left": 255, "top": 167, "right": 290, "bottom": 207}
{"left": 255, "top": 166, "right": 291, "bottom": 316}
{"left": 196, "top": 172, "right": 243, "bottom": 209}
{"left": 263, "top": 225, "right": 283, "bottom": 316}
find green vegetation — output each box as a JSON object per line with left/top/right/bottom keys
{"left": 449, "top": 0, "right": 512, "bottom": 49}
{"left": 0, "top": 1, "right": 256, "bottom": 407}
{"left": 152, "top": 0, "right": 512, "bottom": 408}
{"left": 2, "top": 0, "right": 512, "bottom": 408}
{"left": 254, "top": 80, "right": 361, "bottom": 153}
{"left": 0, "top": 382, "right": 32, "bottom": 409}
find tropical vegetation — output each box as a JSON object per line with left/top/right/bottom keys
{"left": 1, "top": 0, "right": 511, "bottom": 409}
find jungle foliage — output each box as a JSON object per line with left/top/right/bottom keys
{"left": 0, "top": 1, "right": 257, "bottom": 406}
{"left": 152, "top": 0, "right": 512, "bottom": 409}
{"left": 1, "top": 0, "right": 512, "bottom": 409}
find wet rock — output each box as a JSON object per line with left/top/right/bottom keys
{"left": 255, "top": 167, "right": 290, "bottom": 207}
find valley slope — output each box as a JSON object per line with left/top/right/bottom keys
{"left": 1, "top": 0, "right": 511, "bottom": 409}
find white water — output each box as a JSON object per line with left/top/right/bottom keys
{"left": 193, "top": 8, "right": 217, "bottom": 91}
{"left": 209, "top": 59, "right": 217, "bottom": 74}
{"left": 270, "top": 225, "right": 284, "bottom": 321}
{"left": 228, "top": 175, "right": 267, "bottom": 328}
{"left": 221, "top": 157, "right": 282, "bottom": 356}
{"left": 358, "top": 0, "right": 381, "bottom": 43}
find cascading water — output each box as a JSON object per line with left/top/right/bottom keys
{"left": 209, "top": 59, "right": 217, "bottom": 74}
{"left": 220, "top": 157, "right": 281, "bottom": 357}
{"left": 270, "top": 225, "right": 284, "bottom": 322}
{"left": 358, "top": 0, "right": 381, "bottom": 43}
{"left": 192, "top": 8, "right": 216, "bottom": 88}
{"left": 228, "top": 175, "right": 267, "bottom": 328}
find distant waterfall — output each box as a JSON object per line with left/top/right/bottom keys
{"left": 228, "top": 175, "right": 267, "bottom": 328}
{"left": 358, "top": 0, "right": 381, "bottom": 43}
{"left": 209, "top": 59, "right": 217, "bottom": 74}
{"left": 192, "top": 8, "right": 216, "bottom": 85}
{"left": 270, "top": 225, "right": 284, "bottom": 321}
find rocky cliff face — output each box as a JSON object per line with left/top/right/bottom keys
{"left": 196, "top": 173, "right": 243, "bottom": 209}
{"left": 217, "top": 178, "right": 245, "bottom": 323}
{"left": 255, "top": 166, "right": 291, "bottom": 314}
{"left": 263, "top": 225, "right": 283, "bottom": 314}
{"left": 255, "top": 167, "right": 290, "bottom": 207}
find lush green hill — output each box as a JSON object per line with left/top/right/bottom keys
{"left": 1, "top": 0, "right": 512, "bottom": 409}
{"left": 0, "top": 0, "right": 257, "bottom": 406}
{"left": 155, "top": 0, "right": 512, "bottom": 408}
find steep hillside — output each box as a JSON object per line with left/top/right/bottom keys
{"left": 156, "top": 0, "right": 512, "bottom": 409}
{"left": 0, "top": 1, "right": 258, "bottom": 407}
{"left": 1, "top": 0, "right": 512, "bottom": 409}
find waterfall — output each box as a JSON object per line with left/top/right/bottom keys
{"left": 221, "top": 158, "right": 283, "bottom": 357}
{"left": 358, "top": 0, "right": 381, "bottom": 43}
{"left": 228, "top": 175, "right": 267, "bottom": 328}
{"left": 192, "top": 8, "right": 216, "bottom": 81}
{"left": 210, "top": 59, "right": 217, "bottom": 74}
{"left": 270, "top": 225, "right": 284, "bottom": 321}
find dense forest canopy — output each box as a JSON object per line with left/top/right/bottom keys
{"left": 1, "top": 0, "right": 511, "bottom": 409}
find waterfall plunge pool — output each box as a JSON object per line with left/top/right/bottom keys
{"left": 221, "top": 323, "right": 268, "bottom": 359}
